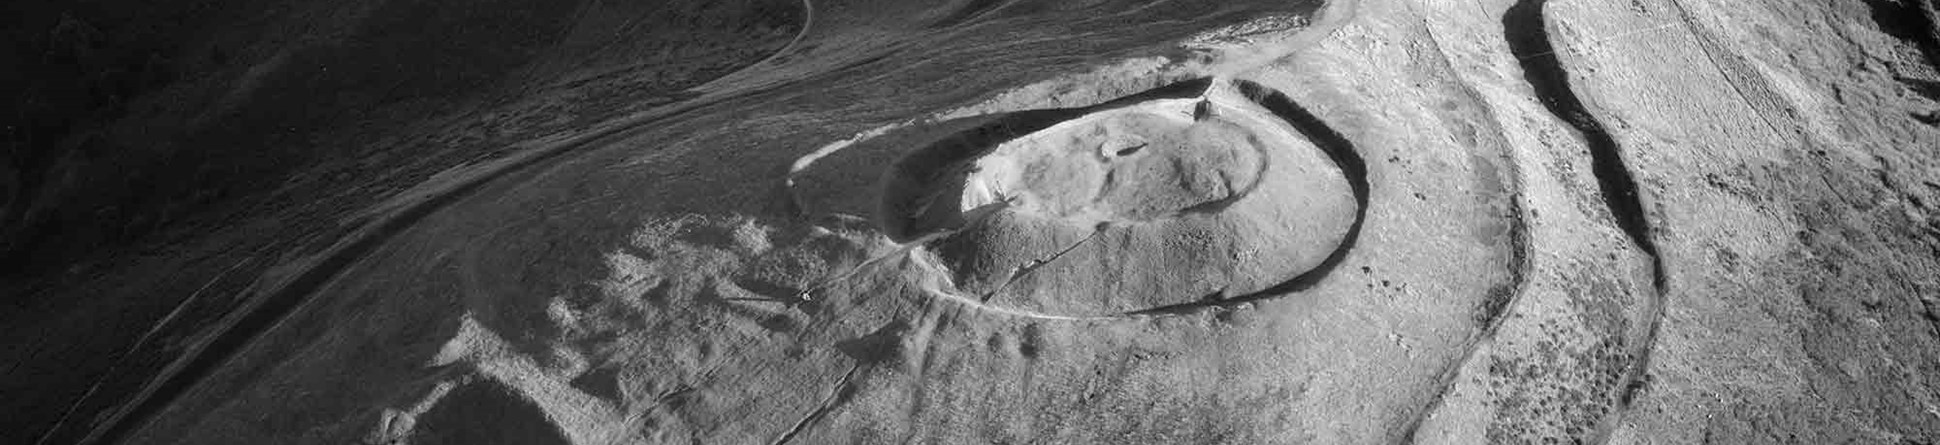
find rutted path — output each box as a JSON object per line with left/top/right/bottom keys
{"left": 1500, "top": 0, "right": 1666, "bottom": 440}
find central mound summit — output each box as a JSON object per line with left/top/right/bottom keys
{"left": 957, "top": 102, "right": 1265, "bottom": 224}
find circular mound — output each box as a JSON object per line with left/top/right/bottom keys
{"left": 877, "top": 84, "right": 1358, "bottom": 316}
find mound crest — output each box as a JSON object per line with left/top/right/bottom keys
{"left": 797, "top": 79, "right": 1358, "bottom": 316}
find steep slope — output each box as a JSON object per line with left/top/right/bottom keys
{"left": 4, "top": 1, "right": 804, "bottom": 443}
